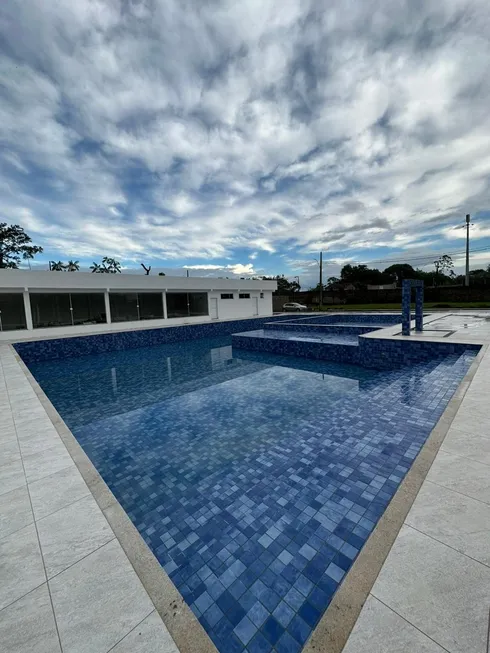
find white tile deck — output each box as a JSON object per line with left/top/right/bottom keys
{"left": 342, "top": 312, "right": 490, "bottom": 653}
{"left": 0, "top": 345, "right": 179, "bottom": 653}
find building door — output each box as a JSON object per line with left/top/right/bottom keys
{"left": 253, "top": 297, "right": 259, "bottom": 316}
{"left": 210, "top": 297, "right": 219, "bottom": 319}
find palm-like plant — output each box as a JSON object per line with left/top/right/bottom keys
{"left": 66, "top": 260, "right": 80, "bottom": 271}
{"left": 102, "top": 257, "right": 121, "bottom": 273}
{"left": 50, "top": 261, "right": 65, "bottom": 271}
{"left": 91, "top": 257, "right": 122, "bottom": 273}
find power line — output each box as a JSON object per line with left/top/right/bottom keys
{"left": 323, "top": 245, "right": 490, "bottom": 267}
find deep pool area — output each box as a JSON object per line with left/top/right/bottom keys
{"left": 26, "top": 333, "right": 477, "bottom": 653}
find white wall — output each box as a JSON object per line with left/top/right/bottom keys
{"left": 208, "top": 290, "right": 273, "bottom": 320}
{"left": 0, "top": 270, "right": 276, "bottom": 341}
{"left": 0, "top": 269, "right": 276, "bottom": 293}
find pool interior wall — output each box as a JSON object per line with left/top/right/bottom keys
{"left": 17, "top": 317, "right": 480, "bottom": 653}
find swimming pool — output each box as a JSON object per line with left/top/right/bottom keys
{"left": 27, "top": 334, "right": 476, "bottom": 653}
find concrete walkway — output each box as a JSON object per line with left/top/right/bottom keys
{"left": 343, "top": 314, "right": 490, "bottom": 653}
{"left": 0, "top": 345, "right": 179, "bottom": 653}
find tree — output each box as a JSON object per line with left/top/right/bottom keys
{"left": 340, "top": 264, "right": 393, "bottom": 286}
{"left": 49, "top": 261, "right": 65, "bottom": 271}
{"left": 434, "top": 254, "right": 453, "bottom": 275}
{"left": 0, "top": 223, "right": 43, "bottom": 268}
{"left": 312, "top": 282, "right": 329, "bottom": 292}
{"left": 66, "top": 260, "right": 80, "bottom": 271}
{"left": 383, "top": 264, "right": 416, "bottom": 285}
{"left": 103, "top": 257, "right": 121, "bottom": 273}
{"left": 141, "top": 263, "right": 151, "bottom": 275}
{"left": 327, "top": 276, "right": 340, "bottom": 286}
{"left": 262, "top": 275, "right": 300, "bottom": 294}
{"left": 434, "top": 254, "right": 454, "bottom": 285}
{"left": 90, "top": 257, "right": 122, "bottom": 273}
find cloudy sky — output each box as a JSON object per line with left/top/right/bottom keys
{"left": 1, "top": 0, "right": 490, "bottom": 286}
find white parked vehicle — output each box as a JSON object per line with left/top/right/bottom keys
{"left": 283, "top": 302, "right": 308, "bottom": 312}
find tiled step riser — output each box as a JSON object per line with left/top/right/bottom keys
{"left": 232, "top": 333, "right": 480, "bottom": 370}
{"left": 263, "top": 323, "right": 382, "bottom": 336}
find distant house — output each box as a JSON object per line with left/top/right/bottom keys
{"left": 328, "top": 281, "right": 357, "bottom": 292}
{"left": 367, "top": 282, "right": 397, "bottom": 291}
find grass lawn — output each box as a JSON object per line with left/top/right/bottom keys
{"left": 318, "top": 302, "right": 490, "bottom": 310}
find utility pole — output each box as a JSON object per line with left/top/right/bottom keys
{"left": 319, "top": 251, "right": 323, "bottom": 308}
{"left": 465, "top": 214, "right": 471, "bottom": 287}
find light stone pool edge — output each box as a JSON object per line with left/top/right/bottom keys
{"left": 10, "top": 339, "right": 486, "bottom": 653}
{"left": 303, "top": 341, "right": 488, "bottom": 653}
{"left": 11, "top": 345, "right": 219, "bottom": 653}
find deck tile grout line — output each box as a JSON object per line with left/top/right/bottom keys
{"left": 105, "top": 607, "right": 156, "bottom": 653}
{"left": 0, "top": 580, "right": 47, "bottom": 615}
{"left": 32, "top": 488, "right": 92, "bottom": 524}
{"left": 0, "top": 511, "right": 34, "bottom": 543}
{"left": 423, "top": 478, "right": 490, "bottom": 507}
{"left": 439, "top": 446, "right": 490, "bottom": 468}
{"left": 486, "top": 606, "right": 490, "bottom": 653}
{"left": 20, "top": 461, "right": 78, "bottom": 487}
{"left": 46, "top": 536, "right": 117, "bottom": 583}
{"left": 4, "top": 355, "right": 65, "bottom": 653}
{"left": 370, "top": 594, "right": 453, "bottom": 653}
{"left": 402, "top": 523, "right": 490, "bottom": 570}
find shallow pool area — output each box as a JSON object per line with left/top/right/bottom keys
{"left": 237, "top": 329, "right": 361, "bottom": 345}
{"left": 27, "top": 334, "right": 477, "bottom": 653}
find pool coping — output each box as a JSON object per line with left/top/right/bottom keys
{"left": 303, "top": 341, "right": 488, "bottom": 652}
{"left": 7, "top": 319, "right": 486, "bottom": 653}
{"left": 11, "top": 346, "right": 219, "bottom": 653}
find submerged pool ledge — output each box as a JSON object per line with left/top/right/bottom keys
{"left": 232, "top": 329, "right": 481, "bottom": 370}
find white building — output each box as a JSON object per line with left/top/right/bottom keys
{"left": 0, "top": 270, "right": 276, "bottom": 340}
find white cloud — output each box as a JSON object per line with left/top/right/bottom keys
{"left": 183, "top": 263, "right": 257, "bottom": 276}
{"left": 227, "top": 263, "right": 255, "bottom": 275}
{"left": 0, "top": 0, "right": 489, "bottom": 269}
{"left": 183, "top": 265, "right": 223, "bottom": 270}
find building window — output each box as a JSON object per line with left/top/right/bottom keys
{"left": 220, "top": 293, "right": 233, "bottom": 299}
{"left": 0, "top": 293, "right": 27, "bottom": 331}
{"left": 137, "top": 293, "right": 164, "bottom": 320}
{"left": 167, "top": 292, "right": 208, "bottom": 318}
{"left": 109, "top": 292, "right": 163, "bottom": 322}
{"left": 188, "top": 292, "right": 208, "bottom": 316}
{"left": 239, "top": 293, "right": 251, "bottom": 299}
{"left": 70, "top": 293, "right": 106, "bottom": 325}
{"left": 30, "top": 293, "right": 107, "bottom": 328}
{"left": 30, "top": 293, "right": 73, "bottom": 328}
{"left": 109, "top": 293, "right": 138, "bottom": 322}
{"left": 260, "top": 292, "right": 264, "bottom": 299}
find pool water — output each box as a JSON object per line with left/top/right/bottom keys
{"left": 29, "top": 336, "right": 476, "bottom": 653}
{"left": 242, "top": 329, "right": 360, "bottom": 345}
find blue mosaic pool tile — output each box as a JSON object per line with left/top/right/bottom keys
{"left": 276, "top": 632, "right": 302, "bottom": 653}
{"left": 248, "top": 632, "right": 273, "bottom": 653}
{"left": 26, "top": 329, "right": 478, "bottom": 653}
{"left": 262, "top": 616, "right": 285, "bottom": 645}
{"left": 232, "top": 328, "right": 480, "bottom": 370}
{"left": 15, "top": 314, "right": 296, "bottom": 363}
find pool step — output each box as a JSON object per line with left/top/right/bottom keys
{"left": 232, "top": 329, "right": 361, "bottom": 365}
{"left": 263, "top": 322, "right": 382, "bottom": 336}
